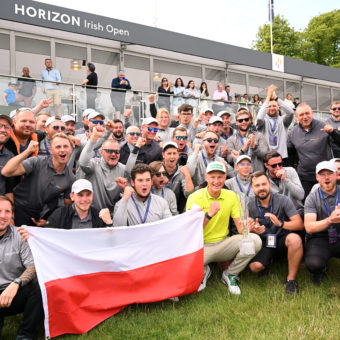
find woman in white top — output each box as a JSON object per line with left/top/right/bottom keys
{"left": 184, "top": 80, "right": 200, "bottom": 116}
{"left": 173, "top": 77, "right": 185, "bottom": 116}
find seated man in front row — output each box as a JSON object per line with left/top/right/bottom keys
{"left": 186, "top": 161, "right": 262, "bottom": 295}
{"left": 0, "top": 196, "right": 43, "bottom": 340}
{"left": 304, "top": 161, "right": 340, "bottom": 286}
{"left": 247, "top": 171, "right": 304, "bottom": 294}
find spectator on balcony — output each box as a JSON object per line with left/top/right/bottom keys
{"left": 184, "top": 80, "right": 200, "bottom": 115}
{"left": 40, "top": 58, "right": 62, "bottom": 115}
{"left": 110, "top": 70, "right": 131, "bottom": 120}
{"left": 157, "top": 77, "right": 173, "bottom": 112}
{"left": 225, "top": 85, "right": 232, "bottom": 101}
{"left": 81, "top": 63, "right": 98, "bottom": 110}
{"left": 2, "top": 82, "right": 18, "bottom": 107}
{"left": 15, "top": 67, "right": 36, "bottom": 108}
{"left": 173, "top": 77, "right": 185, "bottom": 115}
{"left": 212, "top": 83, "right": 228, "bottom": 114}
{"left": 199, "top": 82, "right": 210, "bottom": 113}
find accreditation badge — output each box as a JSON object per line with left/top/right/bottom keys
{"left": 269, "top": 135, "right": 278, "bottom": 146}
{"left": 266, "top": 234, "right": 277, "bottom": 248}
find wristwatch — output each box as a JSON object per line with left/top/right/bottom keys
{"left": 205, "top": 212, "right": 212, "bottom": 220}
{"left": 13, "top": 278, "right": 22, "bottom": 287}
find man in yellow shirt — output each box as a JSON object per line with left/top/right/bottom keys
{"left": 186, "top": 161, "right": 261, "bottom": 295}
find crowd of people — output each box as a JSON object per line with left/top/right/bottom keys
{"left": 1, "top": 67, "right": 340, "bottom": 339}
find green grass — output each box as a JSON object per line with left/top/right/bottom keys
{"left": 3, "top": 259, "right": 340, "bottom": 340}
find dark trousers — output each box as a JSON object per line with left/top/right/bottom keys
{"left": 0, "top": 279, "right": 43, "bottom": 339}
{"left": 300, "top": 179, "right": 317, "bottom": 200}
{"left": 305, "top": 237, "right": 340, "bottom": 274}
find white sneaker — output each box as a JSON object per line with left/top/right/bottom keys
{"left": 198, "top": 265, "right": 211, "bottom": 292}
{"left": 221, "top": 271, "right": 241, "bottom": 295}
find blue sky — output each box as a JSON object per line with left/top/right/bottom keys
{"left": 36, "top": 0, "right": 339, "bottom": 49}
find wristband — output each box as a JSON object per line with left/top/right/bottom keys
{"left": 274, "top": 97, "right": 279, "bottom": 102}
{"left": 205, "top": 212, "right": 212, "bottom": 220}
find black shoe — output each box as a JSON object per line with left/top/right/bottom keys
{"left": 311, "top": 271, "right": 326, "bottom": 286}
{"left": 285, "top": 280, "right": 299, "bottom": 294}
{"left": 258, "top": 267, "right": 270, "bottom": 278}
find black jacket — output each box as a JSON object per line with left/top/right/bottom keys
{"left": 119, "top": 142, "right": 131, "bottom": 165}
{"left": 46, "top": 205, "right": 107, "bottom": 229}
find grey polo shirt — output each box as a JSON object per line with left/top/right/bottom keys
{"left": 14, "top": 155, "right": 75, "bottom": 211}
{"left": 225, "top": 176, "right": 254, "bottom": 197}
{"left": 77, "top": 139, "right": 137, "bottom": 212}
{"left": 287, "top": 119, "right": 340, "bottom": 181}
{"left": 164, "top": 165, "right": 193, "bottom": 200}
{"left": 305, "top": 185, "right": 340, "bottom": 238}
{"left": 157, "top": 127, "right": 174, "bottom": 143}
{"left": 0, "top": 146, "right": 15, "bottom": 195}
{"left": 248, "top": 193, "right": 298, "bottom": 237}
{"left": 113, "top": 193, "right": 172, "bottom": 227}
{"left": 72, "top": 205, "right": 93, "bottom": 229}
{"left": 187, "top": 149, "right": 235, "bottom": 188}
{"left": 152, "top": 187, "right": 178, "bottom": 215}
{"left": 0, "top": 225, "right": 34, "bottom": 290}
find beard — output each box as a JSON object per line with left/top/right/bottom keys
{"left": 113, "top": 132, "right": 122, "bottom": 139}
{"left": 258, "top": 190, "right": 270, "bottom": 200}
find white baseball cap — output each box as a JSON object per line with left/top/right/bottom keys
{"left": 71, "top": 179, "right": 93, "bottom": 194}
{"left": 206, "top": 161, "right": 226, "bottom": 174}
{"left": 142, "top": 117, "right": 159, "bottom": 126}
{"left": 61, "top": 115, "right": 75, "bottom": 123}
{"left": 217, "top": 110, "right": 233, "bottom": 117}
{"left": 88, "top": 111, "right": 105, "bottom": 121}
{"left": 82, "top": 108, "right": 95, "bottom": 118}
{"left": 209, "top": 116, "right": 223, "bottom": 125}
{"left": 162, "top": 141, "right": 178, "bottom": 151}
{"left": 235, "top": 155, "right": 252, "bottom": 165}
{"left": 45, "top": 116, "right": 62, "bottom": 127}
{"left": 316, "top": 161, "right": 337, "bottom": 174}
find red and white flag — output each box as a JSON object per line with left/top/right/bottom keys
{"left": 26, "top": 208, "right": 204, "bottom": 338}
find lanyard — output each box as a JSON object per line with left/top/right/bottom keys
{"left": 319, "top": 187, "right": 339, "bottom": 217}
{"left": 235, "top": 176, "right": 251, "bottom": 197}
{"left": 43, "top": 140, "right": 50, "bottom": 156}
{"left": 131, "top": 195, "right": 152, "bottom": 224}
{"left": 201, "top": 150, "right": 215, "bottom": 167}
{"left": 256, "top": 196, "right": 273, "bottom": 220}
{"left": 265, "top": 116, "right": 278, "bottom": 134}
{"left": 237, "top": 134, "right": 249, "bottom": 154}
{"left": 151, "top": 188, "right": 164, "bottom": 198}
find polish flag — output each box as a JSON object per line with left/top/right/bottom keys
{"left": 26, "top": 208, "right": 204, "bottom": 338}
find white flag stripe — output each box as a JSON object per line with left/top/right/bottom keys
{"left": 27, "top": 208, "right": 204, "bottom": 283}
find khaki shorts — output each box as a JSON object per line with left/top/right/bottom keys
{"left": 46, "top": 89, "right": 62, "bottom": 105}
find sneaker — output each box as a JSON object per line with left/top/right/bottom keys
{"left": 221, "top": 272, "right": 241, "bottom": 295}
{"left": 285, "top": 280, "right": 299, "bottom": 294}
{"left": 169, "top": 297, "right": 179, "bottom": 302}
{"left": 197, "top": 265, "right": 211, "bottom": 292}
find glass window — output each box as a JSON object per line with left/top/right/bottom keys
{"left": 248, "top": 74, "right": 284, "bottom": 100}
{"left": 91, "top": 48, "right": 119, "bottom": 87}
{"left": 286, "top": 81, "right": 300, "bottom": 100}
{"left": 15, "top": 36, "right": 51, "bottom": 79}
{"left": 55, "top": 43, "right": 87, "bottom": 84}
{"left": 227, "top": 71, "right": 246, "bottom": 99}
{"left": 154, "top": 59, "right": 201, "bottom": 78}
{"left": 0, "top": 34, "right": 10, "bottom": 75}
{"left": 333, "top": 89, "right": 340, "bottom": 102}
{"left": 302, "top": 84, "right": 316, "bottom": 110}
{"left": 318, "top": 86, "right": 331, "bottom": 111}
{"left": 205, "top": 67, "right": 225, "bottom": 103}
{"left": 124, "top": 54, "right": 150, "bottom": 91}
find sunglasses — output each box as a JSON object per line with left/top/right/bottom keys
{"left": 268, "top": 162, "right": 283, "bottom": 168}
{"left": 147, "top": 127, "right": 159, "bottom": 132}
{"left": 91, "top": 120, "right": 104, "bottom": 125}
{"left": 204, "top": 138, "right": 219, "bottom": 143}
{"left": 128, "top": 132, "right": 141, "bottom": 136}
{"left": 332, "top": 107, "right": 340, "bottom": 111}
{"left": 175, "top": 136, "right": 188, "bottom": 141}
{"left": 237, "top": 118, "right": 250, "bottom": 123}
{"left": 52, "top": 125, "right": 66, "bottom": 131}
{"left": 155, "top": 171, "right": 167, "bottom": 177}
{"left": 103, "top": 149, "right": 120, "bottom": 155}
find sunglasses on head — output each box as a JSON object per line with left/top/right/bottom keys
{"left": 204, "top": 138, "right": 219, "bottom": 143}
{"left": 268, "top": 162, "right": 283, "bottom": 168}
{"left": 237, "top": 118, "right": 250, "bottom": 123}
{"left": 16, "top": 107, "right": 35, "bottom": 114}
{"left": 332, "top": 107, "right": 340, "bottom": 111}
{"left": 103, "top": 149, "right": 120, "bottom": 155}
{"left": 128, "top": 132, "right": 141, "bottom": 136}
{"left": 91, "top": 120, "right": 104, "bottom": 125}
{"left": 52, "top": 125, "right": 66, "bottom": 131}
{"left": 147, "top": 127, "right": 159, "bottom": 132}
{"left": 175, "top": 136, "right": 188, "bottom": 141}
{"left": 155, "top": 171, "right": 167, "bottom": 177}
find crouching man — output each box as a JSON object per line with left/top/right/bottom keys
{"left": 0, "top": 196, "right": 43, "bottom": 340}
{"left": 186, "top": 161, "right": 261, "bottom": 295}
